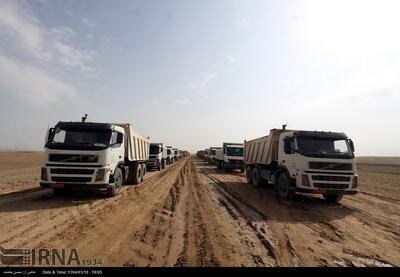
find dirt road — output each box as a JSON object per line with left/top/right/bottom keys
{"left": 0, "top": 156, "right": 399, "bottom": 267}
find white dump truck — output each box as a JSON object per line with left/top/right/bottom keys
{"left": 244, "top": 127, "right": 359, "bottom": 202}
{"left": 215, "top": 142, "right": 244, "bottom": 172}
{"left": 208, "top": 147, "right": 221, "bottom": 164}
{"left": 173, "top": 148, "right": 180, "bottom": 161}
{"left": 166, "top": 146, "right": 175, "bottom": 165}
{"left": 204, "top": 149, "right": 209, "bottom": 162}
{"left": 40, "top": 121, "right": 149, "bottom": 197}
{"left": 147, "top": 143, "right": 167, "bottom": 170}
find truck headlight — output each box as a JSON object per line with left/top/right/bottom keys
{"left": 352, "top": 176, "right": 358, "bottom": 188}
{"left": 95, "top": 169, "right": 106, "bottom": 182}
{"left": 302, "top": 174, "right": 311, "bottom": 187}
{"left": 41, "top": 167, "right": 48, "bottom": 181}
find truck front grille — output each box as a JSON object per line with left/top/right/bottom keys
{"left": 52, "top": 176, "right": 92, "bottom": 183}
{"left": 49, "top": 154, "right": 98, "bottom": 163}
{"left": 314, "top": 183, "right": 349, "bottom": 189}
{"left": 309, "top": 162, "right": 352, "bottom": 170}
{"left": 311, "top": 175, "right": 351, "bottom": 182}
{"left": 50, "top": 168, "right": 94, "bottom": 175}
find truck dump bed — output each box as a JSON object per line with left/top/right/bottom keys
{"left": 244, "top": 129, "right": 289, "bottom": 165}
{"left": 115, "top": 123, "right": 150, "bottom": 161}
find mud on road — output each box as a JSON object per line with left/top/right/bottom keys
{"left": 0, "top": 156, "right": 399, "bottom": 267}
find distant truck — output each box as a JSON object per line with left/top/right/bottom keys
{"left": 244, "top": 127, "right": 359, "bottom": 202}
{"left": 208, "top": 147, "right": 221, "bottom": 164}
{"left": 215, "top": 142, "right": 244, "bottom": 172}
{"left": 204, "top": 149, "right": 209, "bottom": 162}
{"left": 173, "top": 148, "right": 180, "bottom": 161}
{"left": 40, "top": 121, "right": 149, "bottom": 197}
{"left": 147, "top": 143, "right": 167, "bottom": 170}
{"left": 166, "top": 146, "right": 175, "bottom": 165}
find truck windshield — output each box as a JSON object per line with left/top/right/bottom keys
{"left": 226, "top": 147, "right": 243, "bottom": 156}
{"left": 211, "top": 149, "right": 216, "bottom": 155}
{"left": 296, "top": 137, "right": 354, "bottom": 159}
{"left": 47, "top": 128, "right": 111, "bottom": 150}
{"left": 167, "top": 149, "right": 172, "bottom": 155}
{"left": 150, "top": 145, "right": 161, "bottom": 154}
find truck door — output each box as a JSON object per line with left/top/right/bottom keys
{"left": 110, "top": 131, "right": 124, "bottom": 167}
{"left": 281, "top": 136, "right": 297, "bottom": 178}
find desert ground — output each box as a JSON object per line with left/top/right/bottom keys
{"left": 0, "top": 152, "right": 399, "bottom": 267}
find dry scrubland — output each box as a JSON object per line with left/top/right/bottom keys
{"left": 0, "top": 152, "right": 399, "bottom": 266}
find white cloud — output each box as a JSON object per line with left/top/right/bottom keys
{"left": 0, "top": 0, "right": 94, "bottom": 72}
{"left": 175, "top": 98, "right": 191, "bottom": 106}
{"left": 187, "top": 73, "right": 217, "bottom": 88}
{"left": 0, "top": 54, "right": 78, "bottom": 106}
{"left": 81, "top": 17, "right": 96, "bottom": 28}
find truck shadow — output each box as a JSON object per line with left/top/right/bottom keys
{"left": 0, "top": 188, "right": 111, "bottom": 213}
{"left": 198, "top": 165, "right": 355, "bottom": 223}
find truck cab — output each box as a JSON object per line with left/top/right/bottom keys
{"left": 216, "top": 143, "right": 244, "bottom": 172}
{"left": 147, "top": 143, "right": 167, "bottom": 170}
{"left": 166, "top": 146, "right": 175, "bottom": 165}
{"left": 40, "top": 121, "right": 149, "bottom": 197}
{"left": 208, "top": 147, "right": 221, "bottom": 164}
{"left": 245, "top": 128, "right": 358, "bottom": 203}
{"left": 277, "top": 130, "right": 358, "bottom": 201}
{"left": 204, "top": 149, "right": 209, "bottom": 162}
{"left": 173, "top": 148, "right": 180, "bottom": 161}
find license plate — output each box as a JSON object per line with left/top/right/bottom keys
{"left": 314, "top": 189, "right": 326, "bottom": 194}
{"left": 50, "top": 183, "right": 64, "bottom": 188}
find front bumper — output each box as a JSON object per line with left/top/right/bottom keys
{"left": 40, "top": 182, "right": 111, "bottom": 190}
{"left": 295, "top": 187, "right": 359, "bottom": 195}
{"left": 295, "top": 171, "right": 359, "bottom": 195}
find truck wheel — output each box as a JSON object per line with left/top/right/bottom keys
{"left": 246, "top": 166, "right": 253, "bottom": 184}
{"left": 252, "top": 167, "right": 263, "bottom": 187}
{"left": 223, "top": 162, "right": 228, "bottom": 171}
{"left": 130, "top": 165, "right": 142, "bottom": 184}
{"left": 278, "top": 173, "right": 295, "bottom": 199}
{"left": 161, "top": 160, "right": 166, "bottom": 169}
{"left": 107, "top": 168, "right": 123, "bottom": 197}
{"left": 323, "top": 194, "right": 343, "bottom": 203}
{"left": 141, "top": 164, "right": 145, "bottom": 181}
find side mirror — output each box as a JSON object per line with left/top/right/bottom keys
{"left": 348, "top": 139, "right": 355, "bottom": 153}
{"left": 47, "top": 128, "right": 55, "bottom": 142}
{"left": 117, "top": 133, "right": 124, "bottom": 144}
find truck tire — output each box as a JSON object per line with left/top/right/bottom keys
{"left": 107, "top": 167, "right": 123, "bottom": 197}
{"left": 161, "top": 160, "right": 166, "bottom": 169}
{"left": 141, "top": 164, "right": 145, "bottom": 181}
{"left": 129, "top": 165, "right": 142, "bottom": 184}
{"left": 251, "top": 167, "right": 263, "bottom": 187}
{"left": 223, "top": 162, "right": 228, "bottom": 171}
{"left": 246, "top": 166, "right": 253, "bottom": 184}
{"left": 323, "top": 194, "right": 343, "bottom": 203}
{"left": 278, "top": 173, "right": 295, "bottom": 199}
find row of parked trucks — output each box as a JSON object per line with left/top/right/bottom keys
{"left": 40, "top": 119, "right": 188, "bottom": 197}
{"left": 199, "top": 126, "right": 359, "bottom": 203}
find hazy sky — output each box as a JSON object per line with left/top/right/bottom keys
{"left": 0, "top": 0, "right": 399, "bottom": 155}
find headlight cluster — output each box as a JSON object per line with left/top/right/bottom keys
{"left": 41, "top": 167, "right": 48, "bottom": 181}
{"left": 95, "top": 169, "right": 106, "bottom": 182}
{"left": 352, "top": 176, "right": 358, "bottom": 188}
{"left": 302, "top": 174, "right": 310, "bottom": 187}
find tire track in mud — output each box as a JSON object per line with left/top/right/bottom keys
{"left": 205, "top": 172, "right": 279, "bottom": 266}
{"left": 0, "top": 159, "right": 187, "bottom": 257}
